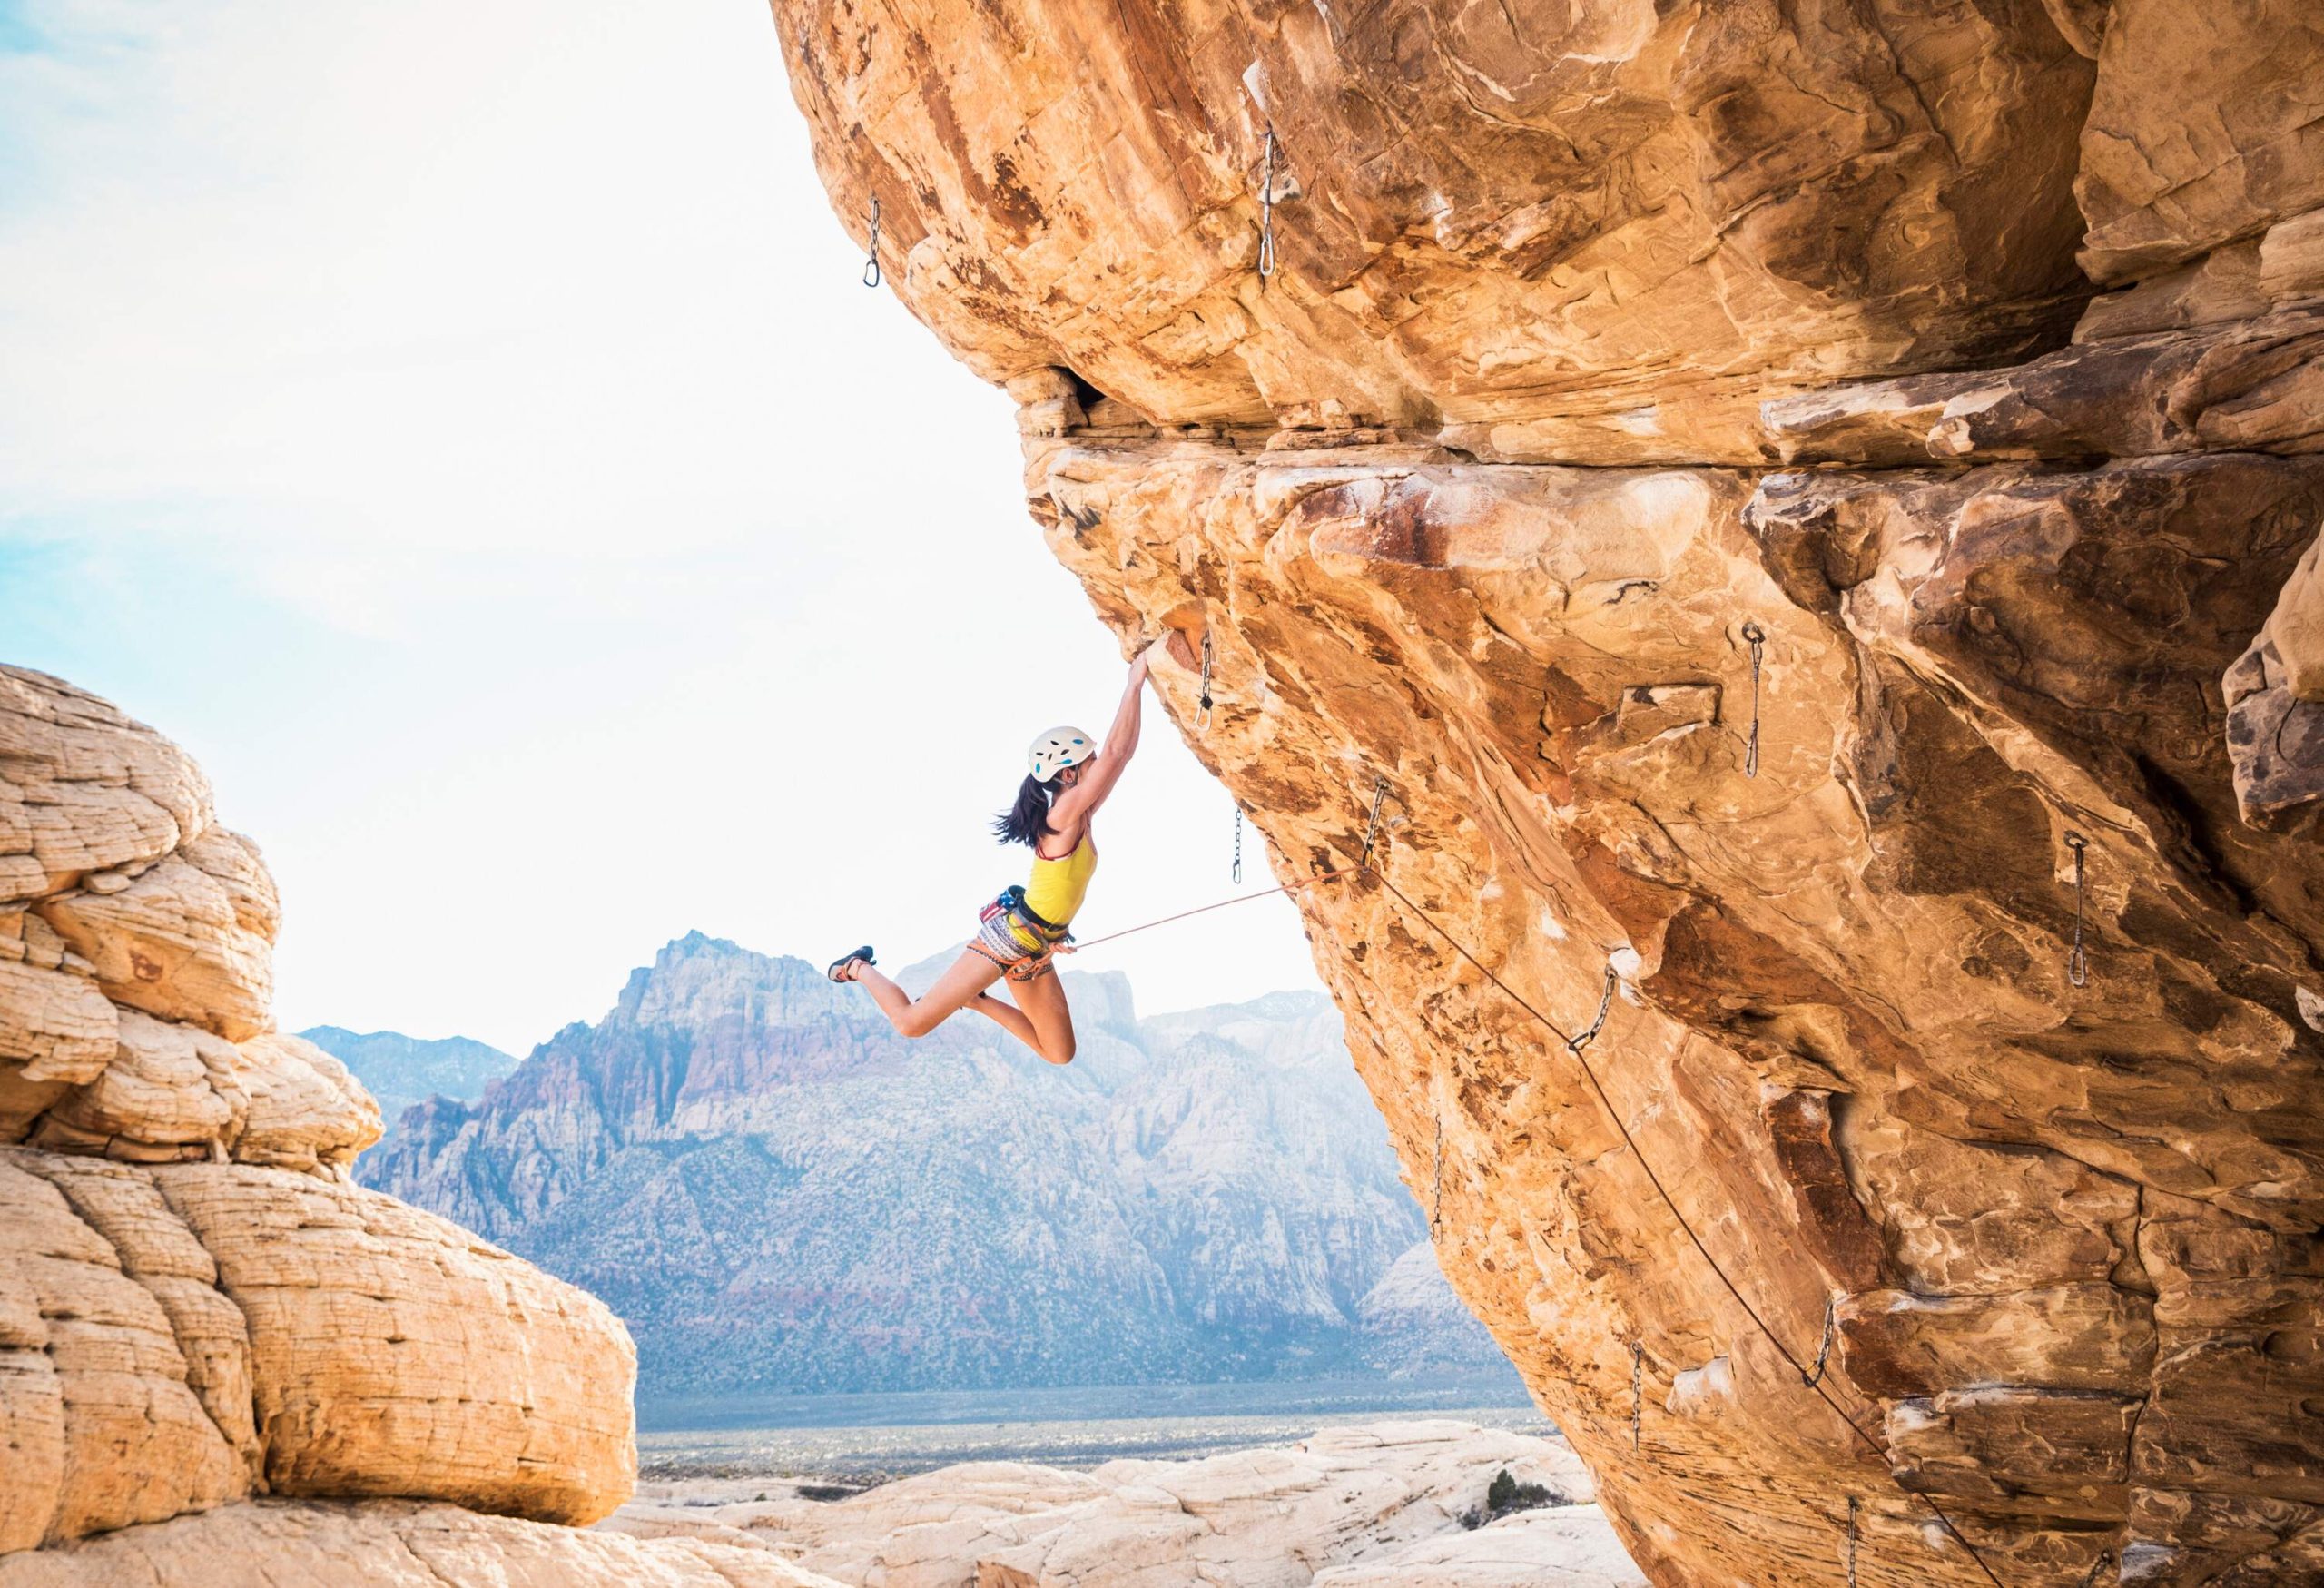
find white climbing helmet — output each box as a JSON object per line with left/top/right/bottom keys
{"left": 1029, "top": 726, "right": 1095, "bottom": 783}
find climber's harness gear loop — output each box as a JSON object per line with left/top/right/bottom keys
{"left": 862, "top": 196, "right": 882, "bottom": 288}
{"left": 1741, "top": 619, "right": 1767, "bottom": 780}
{"left": 971, "top": 884, "right": 1072, "bottom": 982}
{"left": 2065, "top": 831, "right": 2090, "bottom": 988}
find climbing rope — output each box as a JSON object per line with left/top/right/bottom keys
{"left": 1059, "top": 771, "right": 2013, "bottom": 1583}
{"left": 1802, "top": 1293, "right": 1839, "bottom": 1387}
{"left": 1846, "top": 1497, "right": 1860, "bottom": 1588}
{"left": 1362, "top": 863, "right": 2009, "bottom": 1588}
{"left": 1741, "top": 620, "right": 1766, "bottom": 780}
{"left": 1197, "top": 632, "right": 1216, "bottom": 731}
{"left": 1232, "top": 806, "right": 1244, "bottom": 885}
{"left": 1256, "top": 126, "right": 1279, "bottom": 284}
{"left": 2065, "top": 832, "right": 2090, "bottom": 988}
{"left": 1629, "top": 1341, "right": 1644, "bottom": 1453}
{"left": 862, "top": 196, "right": 881, "bottom": 288}
{"left": 1059, "top": 863, "right": 1364, "bottom": 954}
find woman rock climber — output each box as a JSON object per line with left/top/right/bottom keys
{"left": 826, "top": 637, "right": 1174, "bottom": 1065}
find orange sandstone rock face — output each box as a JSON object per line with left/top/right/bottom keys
{"left": 0, "top": 667, "right": 638, "bottom": 1554}
{"left": 768, "top": 5, "right": 2324, "bottom": 1583}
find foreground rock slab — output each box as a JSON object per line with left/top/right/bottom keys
{"left": 607, "top": 1419, "right": 1641, "bottom": 1588}
{"left": 0, "top": 1499, "right": 844, "bottom": 1588}
{"left": 2, "top": 666, "right": 641, "bottom": 1558}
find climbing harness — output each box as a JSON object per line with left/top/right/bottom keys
{"left": 1629, "top": 1341, "right": 1644, "bottom": 1453}
{"left": 1846, "top": 1497, "right": 1860, "bottom": 1588}
{"left": 862, "top": 196, "right": 881, "bottom": 288}
{"left": 1197, "top": 632, "right": 1216, "bottom": 731}
{"left": 2065, "top": 832, "right": 2090, "bottom": 988}
{"left": 1232, "top": 807, "right": 1244, "bottom": 885}
{"left": 1802, "top": 1294, "right": 1839, "bottom": 1387}
{"left": 1741, "top": 620, "right": 1766, "bottom": 780}
{"left": 1256, "top": 126, "right": 1280, "bottom": 284}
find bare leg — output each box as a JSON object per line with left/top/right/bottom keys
{"left": 999, "top": 962, "right": 1077, "bottom": 1065}
{"left": 848, "top": 949, "right": 1004, "bottom": 1038}
{"left": 969, "top": 990, "right": 1041, "bottom": 1050}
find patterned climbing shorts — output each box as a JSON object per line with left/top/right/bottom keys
{"left": 970, "top": 895, "right": 1064, "bottom": 982}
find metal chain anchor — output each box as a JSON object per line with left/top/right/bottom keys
{"left": 1568, "top": 964, "right": 1620, "bottom": 1056}
{"left": 2079, "top": 1546, "right": 2115, "bottom": 1587}
{"left": 862, "top": 196, "right": 881, "bottom": 288}
{"left": 2065, "top": 831, "right": 2090, "bottom": 988}
{"left": 1846, "top": 1497, "right": 1860, "bottom": 1588}
{"left": 1802, "top": 1294, "right": 1839, "bottom": 1387}
{"left": 1232, "top": 807, "right": 1244, "bottom": 885}
{"left": 1256, "top": 125, "right": 1279, "bottom": 283}
{"left": 1430, "top": 1110, "right": 1445, "bottom": 1236}
{"left": 1741, "top": 620, "right": 1766, "bottom": 780}
{"left": 1196, "top": 632, "right": 1215, "bottom": 731}
{"left": 1629, "top": 1342, "right": 1644, "bottom": 1453}
{"left": 1361, "top": 775, "right": 1387, "bottom": 868}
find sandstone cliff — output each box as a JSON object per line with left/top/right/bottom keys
{"left": 0, "top": 667, "right": 823, "bottom": 1584}
{"left": 764, "top": 5, "right": 2324, "bottom": 1583}
{"left": 360, "top": 934, "right": 1505, "bottom": 1399}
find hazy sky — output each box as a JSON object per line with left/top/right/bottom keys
{"left": 0, "top": 0, "right": 1324, "bottom": 1055}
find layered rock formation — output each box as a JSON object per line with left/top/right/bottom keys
{"left": 609, "top": 1419, "right": 1639, "bottom": 1588}
{"left": 363, "top": 934, "right": 1509, "bottom": 1399}
{"left": 766, "top": 4, "right": 2324, "bottom": 1583}
{"left": 0, "top": 668, "right": 807, "bottom": 1583}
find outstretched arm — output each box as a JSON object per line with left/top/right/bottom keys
{"left": 1053, "top": 639, "right": 1170, "bottom": 824}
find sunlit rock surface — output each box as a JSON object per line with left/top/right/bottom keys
{"left": 0, "top": 1499, "right": 844, "bottom": 1588}
{"left": 608, "top": 1420, "right": 1635, "bottom": 1588}
{"left": 0, "top": 668, "right": 639, "bottom": 1563}
{"left": 767, "top": 4, "right": 2324, "bottom": 1582}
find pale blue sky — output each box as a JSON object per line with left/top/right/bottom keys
{"left": 0, "top": 0, "right": 1324, "bottom": 1054}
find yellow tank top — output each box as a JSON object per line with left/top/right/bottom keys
{"left": 1023, "top": 833, "right": 1098, "bottom": 927}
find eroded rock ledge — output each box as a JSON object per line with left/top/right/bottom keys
{"left": 767, "top": 3, "right": 2324, "bottom": 1583}
{"left": 0, "top": 668, "right": 804, "bottom": 1583}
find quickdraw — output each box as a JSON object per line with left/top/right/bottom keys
{"left": 2065, "top": 831, "right": 2091, "bottom": 988}
{"left": 1741, "top": 619, "right": 1766, "bottom": 780}
{"left": 862, "top": 196, "right": 881, "bottom": 288}
{"left": 1256, "top": 126, "right": 1280, "bottom": 283}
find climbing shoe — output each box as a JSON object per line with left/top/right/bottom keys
{"left": 827, "top": 946, "right": 875, "bottom": 983}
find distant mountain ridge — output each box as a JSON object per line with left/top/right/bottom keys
{"left": 355, "top": 932, "right": 1517, "bottom": 1403}
{"left": 299, "top": 1026, "right": 517, "bottom": 1123}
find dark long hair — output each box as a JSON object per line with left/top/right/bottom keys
{"left": 994, "top": 774, "right": 1062, "bottom": 848}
